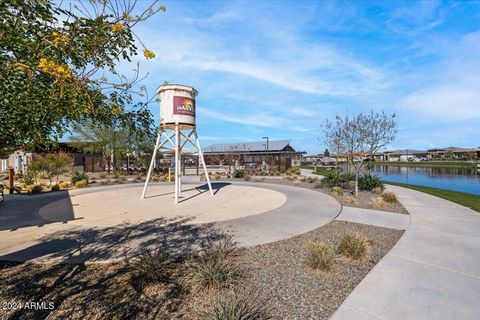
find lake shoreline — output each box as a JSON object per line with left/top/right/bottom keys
{"left": 373, "top": 161, "right": 477, "bottom": 169}
{"left": 384, "top": 181, "right": 480, "bottom": 213}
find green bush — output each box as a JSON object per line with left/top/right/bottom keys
{"left": 358, "top": 174, "right": 384, "bottom": 191}
{"left": 130, "top": 248, "right": 172, "bottom": 283}
{"left": 198, "top": 289, "right": 272, "bottom": 320}
{"left": 51, "top": 184, "right": 60, "bottom": 191}
{"left": 322, "top": 170, "right": 354, "bottom": 188}
{"left": 341, "top": 172, "right": 356, "bottom": 182}
{"left": 192, "top": 238, "right": 239, "bottom": 289}
{"left": 19, "top": 172, "right": 34, "bottom": 185}
{"left": 26, "top": 184, "right": 43, "bottom": 194}
{"left": 71, "top": 171, "right": 89, "bottom": 184}
{"left": 233, "top": 170, "right": 246, "bottom": 178}
{"left": 306, "top": 241, "right": 335, "bottom": 271}
{"left": 338, "top": 233, "right": 369, "bottom": 259}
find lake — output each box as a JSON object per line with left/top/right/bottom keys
{"left": 371, "top": 165, "right": 480, "bottom": 195}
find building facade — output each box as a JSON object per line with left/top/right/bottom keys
{"left": 203, "top": 139, "right": 305, "bottom": 172}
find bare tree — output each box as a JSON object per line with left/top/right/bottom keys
{"left": 324, "top": 111, "right": 397, "bottom": 197}
{"left": 322, "top": 118, "right": 345, "bottom": 169}
{"left": 363, "top": 110, "right": 398, "bottom": 165}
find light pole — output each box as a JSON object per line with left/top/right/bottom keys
{"left": 262, "top": 136, "right": 269, "bottom": 164}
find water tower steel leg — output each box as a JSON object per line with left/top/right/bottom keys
{"left": 141, "top": 129, "right": 162, "bottom": 199}
{"left": 174, "top": 124, "right": 180, "bottom": 203}
{"left": 195, "top": 130, "right": 214, "bottom": 196}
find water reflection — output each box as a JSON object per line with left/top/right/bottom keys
{"left": 371, "top": 165, "right": 480, "bottom": 195}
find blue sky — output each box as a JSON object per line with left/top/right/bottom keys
{"left": 120, "top": 0, "right": 480, "bottom": 154}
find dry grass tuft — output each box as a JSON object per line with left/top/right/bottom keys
{"left": 338, "top": 232, "right": 370, "bottom": 260}
{"left": 197, "top": 288, "right": 273, "bottom": 320}
{"left": 344, "top": 195, "right": 358, "bottom": 204}
{"left": 371, "top": 196, "right": 387, "bottom": 208}
{"left": 331, "top": 186, "right": 344, "bottom": 196}
{"left": 305, "top": 241, "right": 335, "bottom": 272}
{"left": 371, "top": 187, "right": 383, "bottom": 195}
{"left": 381, "top": 191, "right": 398, "bottom": 203}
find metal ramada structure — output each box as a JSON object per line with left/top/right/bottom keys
{"left": 141, "top": 84, "right": 213, "bottom": 203}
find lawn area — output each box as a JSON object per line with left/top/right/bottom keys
{"left": 374, "top": 161, "right": 477, "bottom": 169}
{"left": 385, "top": 181, "right": 480, "bottom": 213}
{"left": 301, "top": 166, "right": 335, "bottom": 176}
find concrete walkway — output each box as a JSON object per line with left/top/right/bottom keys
{"left": 216, "top": 182, "right": 341, "bottom": 247}
{"left": 300, "top": 168, "right": 317, "bottom": 177}
{"left": 332, "top": 185, "right": 480, "bottom": 320}
{"left": 336, "top": 206, "right": 410, "bottom": 230}
{"left": 0, "top": 182, "right": 341, "bottom": 262}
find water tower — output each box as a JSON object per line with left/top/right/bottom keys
{"left": 141, "top": 84, "right": 213, "bottom": 203}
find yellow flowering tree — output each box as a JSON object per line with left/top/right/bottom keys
{"left": 0, "top": 0, "right": 165, "bottom": 153}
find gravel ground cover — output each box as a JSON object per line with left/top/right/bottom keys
{"left": 0, "top": 221, "right": 403, "bottom": 320}
{"left": 238, "top": 220, "right": 404, "bottom": 319}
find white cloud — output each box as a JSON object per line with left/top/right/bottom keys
{"left": 198, "top": 109, "right": 310, "bottom": 132}
{"left": 399, "top": 84, "right": 480, "bottom": 121}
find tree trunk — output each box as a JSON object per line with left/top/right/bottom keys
{"left": 355, "top": 170, "right": 359, "bottom": 197}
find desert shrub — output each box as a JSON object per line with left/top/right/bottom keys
{"left": 306, "top": 176, "right": 318, "bottom": 184}
{"left": 19, "top": 172, "right": 34, "bottom": 185}
{"left": 305, "top": 241, "right": 335, "bottom": 271}
{"left": 338, "top": 233, "right": 369, "bottom": 259}
{"left": 244, "top": 175, "right": 251, "bottom": 181}
{"left": 51, "top": 184, "right": 60, "bottom": 191}
{"left": 71, "top": 171, "right": 89, "bottom": 184}
{"left": 198, "top": 289, "right": 272, "bottom": 320}
{"left": 358, "top": 174, "right": 384, "bottom": 191}
{"left": 214, "top": 174, "right": 221, "bottom": 181}
{"left": 371, "top": 197, "right": 387, "bottom": 208}
{"left": 75, "top": 179, "right": 87, "bottom": 188}
{"left": 233, "top": 170, "right": 246, "bottom": 178}
{"left": 342, "top": 172, "right": 356, "bottom": 181}
{"left": 321, "top": 170, "right": 341, "bottom": 187}
{"left": 381, "top": 191, "right": 398, "bottom": 203}
{"left": 371, "top": 187, "right": 383, "bottom": 195}
{"left": 26, "top": 184, "right": 43, "bottom": 194}
{"left": 331, "top": 186, "right": 344, "bottom": 196}
{"left": 37, "top": 170, "right": 50, "bottom": 179}
{"left": 314, "top": 181, "right": 323, "bottom": 189}
{"left": 192, "top": 238, "right": 239, "bottom": 289}
{"left": 344, "top": 195, "right": 357, "bottom": 204}
{"left": 59, "top": 181, "right": 70, "bottom": 189}
{"left": 290, "top": 166, "right": 301, "bottom": 175}
{"left": 130, "top": 248, "right": 172, "bottom": 283}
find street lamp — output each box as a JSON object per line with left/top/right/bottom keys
{"left": 262, "top": 136, "right": 269, "bottom": 153}
{"left": 262, "top": 136, "right": 269, "bottom": 166}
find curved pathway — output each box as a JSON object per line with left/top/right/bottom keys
{"left": 215, "top": 182, "right": 341, "bottom": 247}
{"left": 0, "top": 181, "right": 340, "bottom": 263}
{"left": 332, "top": 185, "right": 480, "bottom": 320}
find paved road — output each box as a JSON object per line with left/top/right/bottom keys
{"left": 0, "top": 182, "right": 341, "bottom": 262}
{"left": 332, "top": 185, "right": 480, "bottom": 320}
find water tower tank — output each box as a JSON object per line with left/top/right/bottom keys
{"left": 157, "top": 84, "right": 198, "bottom": 129}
